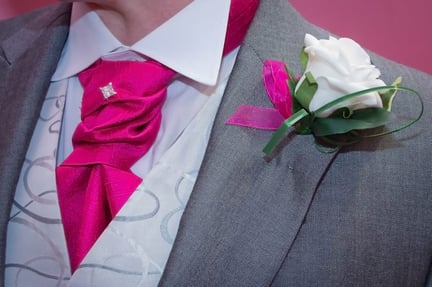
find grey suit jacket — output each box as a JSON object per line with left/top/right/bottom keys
{"left": 1, "top": 1, "right": 431, "bottom": 286}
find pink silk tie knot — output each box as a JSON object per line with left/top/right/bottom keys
{"left": 56, "top": 59, "right": 176, "bottom": 272}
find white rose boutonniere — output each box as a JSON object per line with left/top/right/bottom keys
{"left": 226, "top": 34, "right": 423, "bottom": 157}
{"left": 299, "top": 34, "right": 385, "bottom": 117}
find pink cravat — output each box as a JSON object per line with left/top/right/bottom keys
{"left": 56, "top": 0, "right": 259, "bottom": 273}
{"left": 56, "top": 60, "right": 176, "bottom": 271}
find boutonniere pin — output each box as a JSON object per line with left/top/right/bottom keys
{"left": 226, "top": 34, "right": 423, "bottom": 157}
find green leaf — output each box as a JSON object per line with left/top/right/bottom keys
{"left": 300, "top": 47, "right": 308, "bottom": 71}
{"left": 292, "top": 98, "right": 304, "bottom": 114}
{"left": 311, "top": 108, "right": 391, "bottom": 136}
{"left": 263, "top": 109, "right": 310, "bottom": 155}
{"left": 286, "top": 68, "right": 298, "bottom": 95}
{"left": 294, "top": 71, "right": 317, "bottom": 110}
{"left": 379, "top": 76, "right": 402, "bottom": 111}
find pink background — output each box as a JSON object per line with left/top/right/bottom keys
{"left": 1, "top": 0, "right": 431, "bottom": 75}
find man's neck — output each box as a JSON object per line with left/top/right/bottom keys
{"left": 85, "top": 0, "right": 193, "bottom": 46}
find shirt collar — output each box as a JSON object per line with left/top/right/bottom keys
{"left": 52, "top": 0, "right": 231, "bottom": 85}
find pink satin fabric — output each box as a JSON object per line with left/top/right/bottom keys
{"left": 56, "top": 60, "right": 176, "bottom": 271}
{"left": 55, "top": 0, "right": 259, "bottom": 273}
{"left": 223, "top": 0, "right": 259, "bottom": 56}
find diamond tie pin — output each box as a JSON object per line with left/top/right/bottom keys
{"left": 100, "top": 82, "right": 117, "bottom": 100}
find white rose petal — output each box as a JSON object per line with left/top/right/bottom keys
{"left": 297, "top": 34, "right": 385, "bottom": 118}
{"left": 304, "top": 33, "right": 320, "bottom": 47}
{"left": 309, "top": 76, "right": 384, "bottom": 117}
{"left": 338, "top": 37, "right": 371, "bottom": 65}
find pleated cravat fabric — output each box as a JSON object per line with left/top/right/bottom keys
{"left": 55, "top": 0, "right": 259, "bottom": 273}
{"left": 56, "top": 60, "right": 176, "bottom": 272}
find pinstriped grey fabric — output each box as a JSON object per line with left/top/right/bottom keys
{"left": 1, "top": 0, "right": 432, "bottom": 286}
{"left": 160, "top": 0, "right": 432, "bottom": 286}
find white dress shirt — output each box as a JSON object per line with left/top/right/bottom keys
{"left": 5, "top": 0, "right": 240, "bottom": 286}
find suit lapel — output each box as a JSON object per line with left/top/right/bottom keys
{"left": 160, "top": 0, "right": 337, "bottom": 285}
{"left": 0, "top": 3, "right": 71, "bottom": 278}
{"left": 0, "top": 1, "right": 338, "bottom": 284}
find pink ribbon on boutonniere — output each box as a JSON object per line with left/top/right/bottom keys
{"left": 226, "top": 60, "right": 293, "bottom": 130}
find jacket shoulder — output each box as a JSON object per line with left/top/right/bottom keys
{"left": 0, "top": 3, "right": 72, "bottom": 41}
